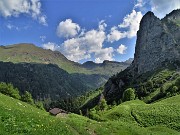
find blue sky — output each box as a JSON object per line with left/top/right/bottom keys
{"left": 0, "top": 0, "right": 179, "bottom": 63}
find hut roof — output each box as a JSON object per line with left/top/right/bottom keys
{"left": 49, "top": 108, "right": 67, "bottom": 115}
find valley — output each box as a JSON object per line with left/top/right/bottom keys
{"left": 0, "top": 2, "right": 179, "bottom": 135}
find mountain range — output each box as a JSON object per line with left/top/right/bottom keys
{"left": 0, "top": 44, "right": 131, "bottom": 100}
{"left": 0, "top": 9, "right": 180, "bottom": 135}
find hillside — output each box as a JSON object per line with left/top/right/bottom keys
{"left": 0, "top": 61, "right": 108, "bottom": 100}
{"left": 82, "top": 60, "right": 130, "bottom": 76}
{"left": 0, "top": 44, "right": 86, "bottom": 74}
{"left": 102, "top": 9, "right": 180, "bottom": 104}
{"left": 0, "top": 43, "right": 130, "bottom": 76}
{"left": 0, "top": 93, "right": 180, "bottom": 134}
{"left": 0, "top": 44, "right": 130, "bottom": 100}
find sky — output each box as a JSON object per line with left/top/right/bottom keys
{"left": 0, "top": 0, "right": 179, "bottom": 63}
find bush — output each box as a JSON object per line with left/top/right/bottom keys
{"left": 122, "top": 88, "right": 136, "bottom": 102}
{"left": 99, "top": 98, "right": 107, "bottom": 111}
{"left": 171, "top": 86, "right": 178, "bottom": 93}
{"left": 0, "top": 82, "right": 20, "bottom": 99}
{"left": 160, "top": 83, "right": 172, "bottom": 93}
{"left": 34, "top": 101, "right": 45, "bottom": 110}
{"left": 21, "top": 91, "right": 34, "bottom": 104}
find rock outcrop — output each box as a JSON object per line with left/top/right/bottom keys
{"left": 132, "top": 10, "right": 180, "bottom": 74}
{"left": 103, "top": 9, "right": 180, "bottom": 103}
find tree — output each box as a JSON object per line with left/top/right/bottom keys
{"left": 0, "top": 82, "right": 20, "bottom": 99}
{"left": 122, "top": 88, "right": 136, "bottom": 102}
{"left": 171, "top": 86, "right": 178, "bottom": 93}
{"left": 146, "top": 80, "right": 154, "bottom": 88}
{"left": 99, "top": 98, "right": 107, "bottom": 111}
{"left": 35, "top": 101, "right": 45, "bottom": 110}
{"left": 21, "top": 91, "right": 34, "bottom": 104}
{"left": 160, "top": 83, "right": 172, "bottom": 93}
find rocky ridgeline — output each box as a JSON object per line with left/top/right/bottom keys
{"left": 132, "top": 10, "right": 180, "bottom": 74}
{"left": 103, "top": 9, "right": 180, "bottom": 103}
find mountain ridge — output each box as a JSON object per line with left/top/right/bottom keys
{"left": 0, "top": 43, "right": 131, "bottom": 100}
{"left": 102, "top": 9, "right": 180, "bottom": 103}
{"left": 0, "top": 43, "right": 131, "bottom": 76}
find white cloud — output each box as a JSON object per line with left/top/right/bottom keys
{"left": 42, "top": 42, "right": 57, "bottom": 51}
{"left": 98, "top": 20, "right": 107, "bottom": 31}
{"left": 56, "top": 19, "right": 80, "bottom": 38}
{"left": 107, "top": 26, "right": 126, "bottom": 43}
{"left": 118, "top": 10, "right": 143, "bottom": 38}
{"left": 38, "top": 15, "right": 47, "bottom": 26}
{"left": 94, "top": 47, "right": 114, "bottom": 63}
{"left": 150, "top": 0, "right": 180, "bottom": 18}
{"left": 0, "top": 0, "right": 47, "bottom": 25}
{"left": 40, "top": 35, "right": 46, "bottom": 42}
{"left": 107, "top": 10, "right": 142, "bottom": 43}
{"left": 54, "top": 20, "right": 114, "bottom": 63}
{"left": 59, "top": 38, "right": 91, "bottom": 62}
{"left": 6, "top": 24, "right": 19, "bottom": 30}
{"left": 134, "top": 0, "right": 144, "bottom": 9}
{"left": 117, "top": 44, "right": 127, "bottom": 54}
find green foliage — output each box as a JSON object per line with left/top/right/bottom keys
{"left": 132, "top": 69, "right": 180, "bottom": 103}
{"left": 175, "top": 77, "right": 180, "bottom": 88}
{"left": 99, "top": 98, "right": 108, "bottom": 111}
{"left": 0, "top": 61, "right": 108, "bottom": 101}
{"left": 0, "top": 93, "right": 180, "bottom": 135}
{"left": 122, "top": 88, "right": 136, "bottom": 102}
{"left": 172, "top": 86, "right": 178, "bottom": 93}
{"left": 50, "top": 87, "right": 103, "bottom": 114}
{"left": 0, "top": 82, "right": 20, "bottom": 99}
{"left": 34, "top": 101, "right": 45, "bottom": 110}
{"left": 146, "top": 80, "right": 154, "bottom": 88}
{"left": 21, "top": 91, "right": 34, "bottom": 104}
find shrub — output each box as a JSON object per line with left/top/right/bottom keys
{"left": 34, "top": 101, "right": 45, "bottom": 110}
{"left": 122, "top": 88, "right": 136, "bottom": 102}
{"left": 99, "top": 98, "right": 107, "bottom": 111}
{"left": 171, "top": 86, "right": 178, "bottom": 93}
{"left": 21, "top": 91, "right": 34, "bottom": 104}
{"left": 160, "top": 82, "right": 172, "bottom": 93}
{"left": 0, "top": 82, "right": 20, "bottom": 99}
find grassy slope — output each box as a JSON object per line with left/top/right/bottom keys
{"left": 142, "top": 69, "right": 180, "bottom": 103}
{"left": 0, "top": 44, "right": 88, "bottom": 74}
{"left": 0, "top": 93, "right": 180, "bottom": 135}
{"left": 101, "top": 96, "right": 180, "bottom": 133}
{"left": 0, "top": 44, "right": 129, "bottom": 75}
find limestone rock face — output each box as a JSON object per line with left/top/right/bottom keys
{"left": 132, "top": 10, "right": 180, "bottom": 74}
{"left": 103, "top": 10, "right": 180, "bottom": 103}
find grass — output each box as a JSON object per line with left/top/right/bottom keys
{"left": 0, "top": 44, "right": 128, "bottom": 76}
{"left": 0, "top": 93, "right": 180, "bottom": 135}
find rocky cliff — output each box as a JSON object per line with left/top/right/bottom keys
{"left": 132, "top": 10, "right": 180, "bottom": 74}
{"left": 103, "top": 9, "right": 180, "bottom": 103}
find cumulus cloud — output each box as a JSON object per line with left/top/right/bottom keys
{"left": 117, "top": 44, "right": 127, "bottom": 54}
{"left": 98, "top": 20, "right": 107, "bottom": 31}
{"left": 94, "top": 47, "right": 114, "bottom": 63}
{"left": 150, "top": 0, "right": 180, "bottom": 18}
{"left": 42, "top": 42, "right": 57, "bottom": 51}
{"left": 56, "top": 19, "right": 80, "bottom": 38}
{"left": 107, "top": 26, "right": 126, "bottom": 43}
{"left": 107, "top": 10, "right": 142, "bottom": 43}
{"left": 52, "top": 20, "right": 114, "bottom": 63}
{"left": 0, "top": 0, "right": 47, "bottom": 25}
{"left": 118, "top": 10, "right": 143, "bottom": 38}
